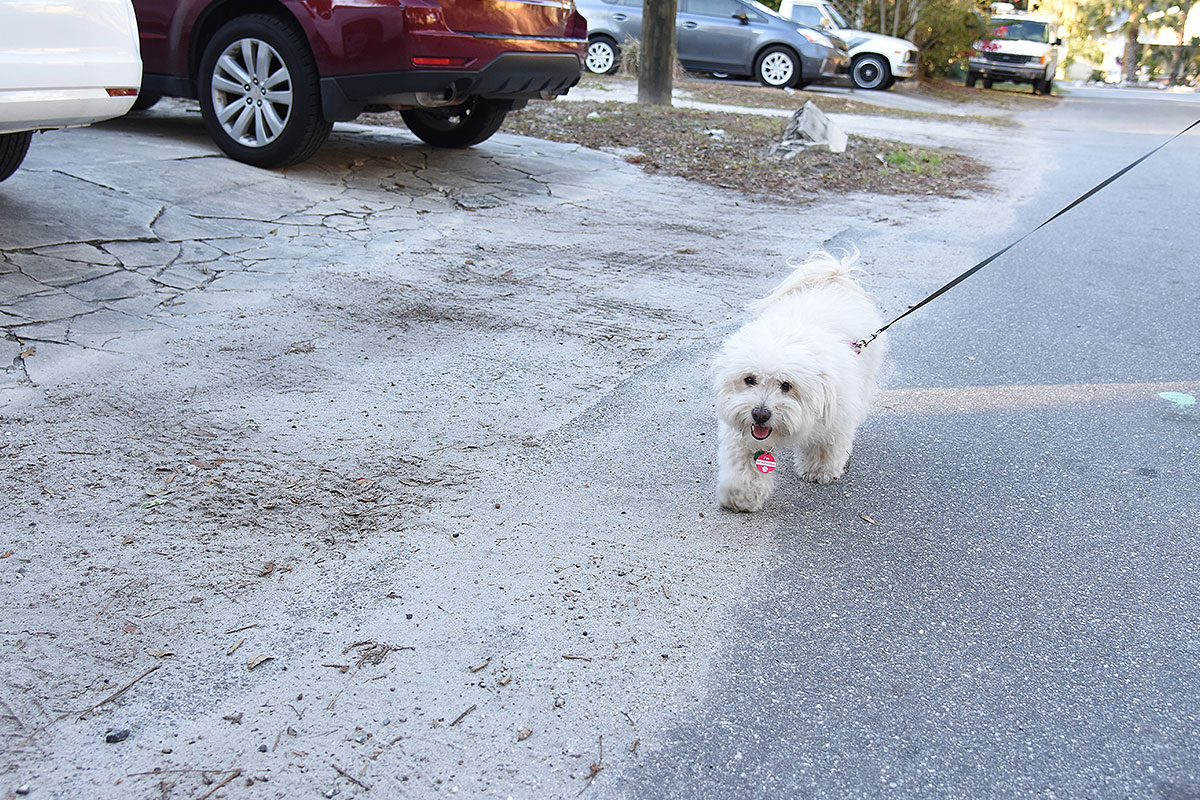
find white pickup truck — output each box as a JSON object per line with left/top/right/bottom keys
{"left": 966, "top": 7, "right": 1061, "bottom": 94}
{"left": 777, "top": 0, "right": 919, "bottom": 90}
{"left": 0, "top": 0, "right": 142, "bottom": 182}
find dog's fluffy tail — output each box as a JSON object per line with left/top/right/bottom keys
{"left": 751, "top": 249, "right": 867, "bottom": 312}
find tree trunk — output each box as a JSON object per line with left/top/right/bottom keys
{"left": 1123, "top": 0, "right": 1145, "bottom": 84}
{"left": 1169, "top": 39, "right": 1185, "bottom": 86}
{"left": 880, "top": 0, "right": 888, "bottom": 36}
{"left": 1122, "top": 24, "right": 1140, "bottom": 83}
{"left": 639, "top": 0, "right": 678, "bottom": 106}
{"left": 1168, "top": 2, "right": 1194, "bottom": 86}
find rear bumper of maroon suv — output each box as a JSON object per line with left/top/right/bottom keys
{"left": 320, "top": 51, "right": 583, "bottom": 121}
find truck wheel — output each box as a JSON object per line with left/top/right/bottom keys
{"left": 755, "top": 46, "right": 800, "bottom": 88}
{"left": 0, "top": 131, "right": 33, "bottom": 183}
{"left": 400, "top": 98, "right": 510, "bottom": 148}
{"left": 198, "top": 14, "right": 332, "bottom": 168}
{"left": 982, "top": 78, "right": 994, "bottom": 89}
{"left": 586, "top": 35, "right": 620, "bottom": 75}
{"left": 850, "top": 54, "right": 892, "bottom": 90}
{"left": 965, "top": 71, "right": 979, "bottom": 88}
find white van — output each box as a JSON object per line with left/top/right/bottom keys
{"left": 0, "top": 0, "right": 142, "bottom": 182}
{"left": 966, "top": 5, "right": 1061, "bottom": 94}
{"left": 777, "top": 0, "right": 918, "bottom": 90}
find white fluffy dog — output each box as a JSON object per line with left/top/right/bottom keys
{"left": 713, "top": 251, "right": 886, "bottom": 513}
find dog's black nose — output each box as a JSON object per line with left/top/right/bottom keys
{"left": 752, "top": 406, "right": 772, "bottom": 425}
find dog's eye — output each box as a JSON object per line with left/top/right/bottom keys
{"left": 743, "top": 375, "right": 757, "bottom": 386}
{"left": 780, "top": 381, "right": 792, "bottom": 393}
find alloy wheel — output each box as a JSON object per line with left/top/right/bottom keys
{"left": 210, "top": 37, "right": 293, "bottom": 148}
{"left": 760, "top": 52, "right": 795, "bottom": 86}
{"left": 586, "top": 40, "right": 617, "bottom": 74}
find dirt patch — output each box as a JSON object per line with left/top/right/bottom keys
{"left": 507, "top": 101, "right": 988, "bottom": 200}
{"left": 362, "top": 101, "right": 989, "bottom": 201}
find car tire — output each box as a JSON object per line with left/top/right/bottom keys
{"left": 197, "top": 14, "right": 332, "bottom": 168}
{"left": 982, "top": 78, "right": 994, "bottom": 89}
{"left": 0, "top": 131, "right": 33, "bottom": 183}
{"left": 755, "top": 46, "right": 801, "bottom": 89}
{"left": 850, "top": 54, "right": 892, "bottom": 90}
{"left": 132, "top": 92, "right": 161, "bottom": 111}
{"left": 586, "top": 35, "right": 620, "bottom": 75}
{"left": 966, "top": 70, "right": 979, "bottom": 88}
{"left": 400, "top": 98, "right": 510, "bottom": 148}
{"left": 1035, "top": 78, "right": 1052, "bottom": 94}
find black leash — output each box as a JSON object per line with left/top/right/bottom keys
{"left": 855, "top": 116, "right": 1200, "bottom": 352}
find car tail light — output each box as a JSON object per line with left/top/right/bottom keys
{"left": 107, "top": 88, "right": 138, "bottom": 97}
{"left": 412, "top": 57, "right": 471, "bottom": 67}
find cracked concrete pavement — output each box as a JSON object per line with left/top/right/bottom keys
{"left": 1, "top": 97, "right": 1038, "bottom": 798}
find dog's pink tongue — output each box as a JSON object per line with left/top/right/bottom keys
{"left": 751, "top": 425, "right": 771, "bottom": 440}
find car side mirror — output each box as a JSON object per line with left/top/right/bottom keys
{"left": 733, "top": 11, "right": 750, "bottom": 24}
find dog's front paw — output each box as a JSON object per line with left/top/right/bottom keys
{"left": 718, "top": 480, "right": 770, "bottom": 513}
{"left": 801, "top": 466, "right": 844, "bottom": 485}
{"left": 796, "top": 443, "right": 849, "bottom": 485}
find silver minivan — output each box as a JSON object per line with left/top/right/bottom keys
{"left": 578, "top": 0, "right": 848, "bottom": 89}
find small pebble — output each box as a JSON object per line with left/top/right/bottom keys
{"left": 105, "top": 729, "right": 131, "bottom": 744}
{"left": 258, "top": 744, "right": 268, "bottom": 752}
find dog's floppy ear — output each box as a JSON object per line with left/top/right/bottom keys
{"left": 818, "top": 373, "right": 837, "bottom": 421}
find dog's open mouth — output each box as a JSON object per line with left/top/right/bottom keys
{"left": 751, "top": 425, "right": 772, "bottom": 440}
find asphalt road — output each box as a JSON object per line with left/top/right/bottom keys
{"left": 618, "top": 86, "right": 1200, "bottom": 798}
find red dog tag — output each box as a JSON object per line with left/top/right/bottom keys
{"left": 754, "top": 451, "right": 776, "bottom": 474}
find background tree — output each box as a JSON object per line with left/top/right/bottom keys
{"left": 1065, "top": 0, "right": 1111, "bottom": 69}
{"left": 1074, "top": 0, "right": 1172, "bottom": 82}
{"left": 1164, "top": 0, "right": 1196, "bottom": 85}
{"left": 639, "top": 0, "right": 678, "bottom": 105}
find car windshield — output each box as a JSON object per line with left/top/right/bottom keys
{"left": 745, "top": 0, "right": 784, "bottom": 18}
{"left": 822, "top": 3, "right": 849, "bottom": 28}
{"left": 990, "top": 18, "right": 1050, "bottom": 42}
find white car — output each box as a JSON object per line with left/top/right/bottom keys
{"left": 0, "top": 0, "right": 142, "bottom": 182}
{"left": 777, "top": 0, "right": 918, "bottom": 90}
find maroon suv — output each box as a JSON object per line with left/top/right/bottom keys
{"left": 131, "top": 0, "right": 587, "bottom": 167}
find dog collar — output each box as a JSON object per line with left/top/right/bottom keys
{"left": 753, "top": 450, "right": 776, "bottom": 474}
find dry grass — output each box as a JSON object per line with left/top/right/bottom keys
{"left": 501, "top": 100, "right": 989, "bottom": 201}
{"left": 357, "top": 74, "right": 1014, "bottom": 202}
